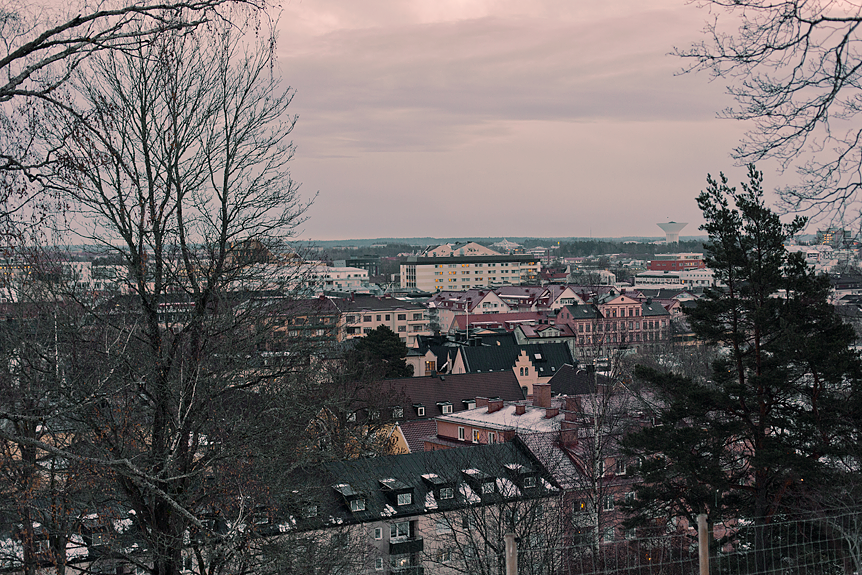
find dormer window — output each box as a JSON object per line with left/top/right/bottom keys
{"left": 439, "top": 487, "right": 454, "bottom": 500}
{"left": 523, "top": 476, "right": 536, "bottom": 489}
{"left": 392, "top": 406, "right": 404, "bottom": 419}
{"left": 380, "top": 478, "right": 413, "bottom": 508}
{"left": 438, "top": 401, "right": 453, "bottom": 414}
{"left": 333, "top": 483, "right": 365, "bottom": 513}
{"left": 413, "top": 404, "right": 425, "bottom": 417}
{"left": 463, "top": 399, "right": 476, "bottom": 410}
{"left": 481, "top": 481, "right": 495, "bottom": 495}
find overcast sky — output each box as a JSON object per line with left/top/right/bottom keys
{"left": 276, "top": 0, "right": 781, "bottom": 242}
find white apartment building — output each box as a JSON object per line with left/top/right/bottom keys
{"left": 634, "top": 268, "right": 718, "bottom": 289}
{"left": 400, "top": 255, "right": 541, "bottom": 292}
{"left": 307, "top": 264, "right": 369, "bottom": 293}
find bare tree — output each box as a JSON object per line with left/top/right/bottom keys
{"left": 0, "top": 18, "right": 317, "bottom": 575}
{"left": 0, "top": 0, "right": 268, "bottom": 242}
{"left": 679, "top": 0, "right": 862, "bottom": 221}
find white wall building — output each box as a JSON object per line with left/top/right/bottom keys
{"left": 400, "top": 255, "right": 541, "bottom": 292}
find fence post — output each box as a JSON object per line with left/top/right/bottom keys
{"left": 505, "top": 532, "right": 518, "bottom": 575}
{"left": 698, "top": 513, "right": 709, "bottom": 575}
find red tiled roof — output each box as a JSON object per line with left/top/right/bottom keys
{"left": 398, "top": 420, "right": 437, "bottom": 453}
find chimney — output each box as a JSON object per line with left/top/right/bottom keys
{"left": 564, "top": 395, "right": 582, "bottom": 420}
{"left": 475, "top": 397, "right": 490, "bottom": 410}
{"left": 487, "top": 398, "right": 504, "bottom": 414}
{"left": 560, "top": 420, "right": 578, "bottom": 447}
{"left": 533, "top": 383, "right": 551, "bottom": 409}
{"left": 515, "top": 404, "right": 526, "bottom": 416}
{"left": 545, "top": 407, "right": 559, "bottom": 419}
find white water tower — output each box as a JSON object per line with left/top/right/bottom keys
{"left": 657, "top": 222, "right": 687, "bottom": 244}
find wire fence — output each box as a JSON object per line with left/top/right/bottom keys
{"left": 512, "top": 508, "right": 862, "bottom": 575}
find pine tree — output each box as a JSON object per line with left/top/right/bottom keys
{"left": 623, "top": 166, "right": 862, "bottom": 569}
{"left": 349, "top": 325, "right": 414, "bottom": 378}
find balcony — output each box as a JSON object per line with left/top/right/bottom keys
{"left": 390, "top": 537, "right": 423, "bottom": 555}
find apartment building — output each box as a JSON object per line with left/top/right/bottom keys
{"left": 334, "top": 295, "right": 431, "bottom": 347}
{"left": 400, "top": 255, "right": 541, "bottom": 292}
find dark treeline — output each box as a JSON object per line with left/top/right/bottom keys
{"left": 552, "top": 239, "right": 705, "bottom": 258}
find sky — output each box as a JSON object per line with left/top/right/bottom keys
{"left": 275, "top": 0, "right": 783, "bottom": 242}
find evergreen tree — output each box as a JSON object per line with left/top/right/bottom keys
{"left": 623, "top": 166, "right": 862, "bottom": 569}
{"left": 349, "top": 325, "right": 414, "bottom": 378}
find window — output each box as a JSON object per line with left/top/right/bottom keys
{"left": 374, "top": 527, "right": 383, "bottom": 540}
{"left": 616, "top": 458, "right": 628, "bottom": 475}
{"left": 458, "top": 427, "right": 465, "bottom": 441}
{"left": 603, "top": 527, "right": 615, "bottom": 543}
{"left": 397, "top": 492, "right": 412, "bottom": 506}
{"left": 439, "top": 487, "right": 454, "bottom": 500}
{"left": 397, "top": 314, "right": 406, "bottom": 321}
{"left": 390, "top": 521, "right": 410, "bottom": 539}
{"left": 375, "top": 557, "right": 384, "bottom": 570}
{"left": 363, "top": 315, "right": 371, "bottom": 322}
{"left": 523, "top": 476, "right": 536, "bottom": 489}
{"left": 441, "top": 403, "right": 453, "bottom": 414}
{"left": 413, "top": 313, "right": 423, "bottom": 320}
{"left": 481, "top": 481, "right": 495, "bottom": 494}
{"left": 626, "top": 491, "right": 636, "bottom": 503}
{"left": 603, "top": 494, "right": 614, "bottom": 511}
{"left": 488, "top": 432, "right": 497, "bottom": 444}
{"left": 391, "top": 555, "right": 411, "bottom": 569}
{"left": 416, "top": 406, "right": 425, "bottom": 417}
{"left": 385, "top": 314, "right": 390, "bottom": 321}
{"left": 398, "top": 325, "right": 406, "bottom": 332}
{"left": 425, "top": 360, "right": 436, "bottom": 373}
{"left": 331, "top": 533, "right": 348, "bottom": 550}
{"left": 472, "top": 429, "right": 480, "bottom": 443}
{"left": 435, "top": 520, "right": 452, "bottom": 534}
{"left": 437, "top": 548, "right": 452, "bottom": 562}
{"left": 350, "top": 498, "right": 366, "bottom": 512}
{"left": 376, "top": 314, "right": 381, "bottom": 321}
{"left": 392, "top": 406, "right": 404, "bottom": 419}
{"left": 531, "top": 504, "right": 544, "bottom": 521}
{"left": 575, "top": 500, "right": 588, "bottom": 513}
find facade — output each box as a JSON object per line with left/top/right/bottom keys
{"left": 400, "top": 256, "right": 541, "bottom": 292}
{"left": 423, "top": 242, "right": 502, "bottom": 257}
{"left": 307, "top": 264, "right": 370, "bottom": 293}
{"left": 555, "top": 293, "right": 671, "bottom": 357}
{"left": 315, "top": 441, "right": 561, "bottom": 575}
{"left": 334, "top": 295, "right": 432, "bottom": 347}
{"left": 646, "top": 253, "right": 705, "bottom": 272}
{"left": 634, "top": 269, "right": 716, "bottom": 290}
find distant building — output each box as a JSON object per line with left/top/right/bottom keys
{"left": 333, "top": 256, "right": 381, "bottom": 277}
{"left": 423, "top": 242, "right": 501, "bottom": 257}
{"left": 400, "top": 255, "right": 541, "bottom": 292}
{"left": 307, "top": 264, "right": 370, "bottom": 293}
{"left": 647, "top": 253, "right": 704, "bottom": 272}
{"left": 491, "top": 239, "right": 522, "bottom": 253}
{"left": 817, "top": 227, "right": 853, "bottom": 248}
{"left": 334, "top": 294, "right": 431, "bottom": 347}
